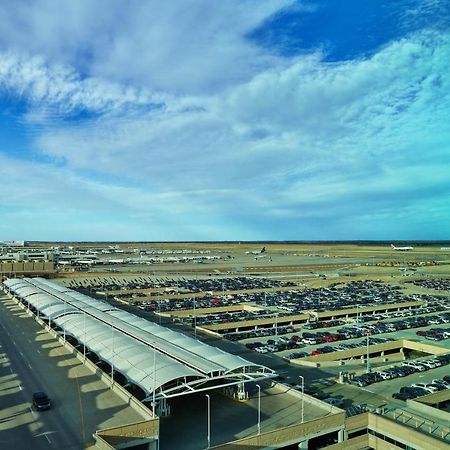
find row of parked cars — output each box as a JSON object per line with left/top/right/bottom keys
{"left": 246, "top": 334, "right": 300, "bottom": 353}
{"left": 279, "top": 381, "right": 346, "bottom": 408}
{"left": 348, "top": 353, "right": 450, "bottom": 388}
{"left": 417, "top": 327, "right": 450, "bottom": 341}
{"left": 241, "top": 310, "right": 450, "bottom": 356}
{"left": 359, "top": 301, "right": 448, "bottom": 322}
{"left": 392, "top": 374, "right": 450, "bottom": 400}
{"left": 224, "top": 319, "right": 346, "bottom": 342}
{"left": 410, "top": 278, "right": 450, "bottom": 291}
{"left": 299, "top": 311, "right": 450, "bottom": 355}
{"left": 149, "top": 279, "right": 418, "bottom": 319}
{"left": 226, "top": 325, "right": 294, "bottom": 342}
{"left": 216, "top": 296, "right": 448, "bottom": 344}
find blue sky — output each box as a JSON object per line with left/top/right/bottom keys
{"left": 0, "top": 0, "right": 449, "bottom": 241}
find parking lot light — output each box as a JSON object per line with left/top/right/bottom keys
{"left": 366, "top": 330, "right": 370, "bottom": 373}
{"left": 193, "top": 293, "right": 197, "bottom": 339}
{"left": 206, "top": 394, "right": 211, "bottom": 449}
{"left": 256, "top": 384, "right": 261, "bottom": 435}
{"left": 299, "top": 376, "right": 304, "bottom": 423}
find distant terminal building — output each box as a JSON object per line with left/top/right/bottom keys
{"left": 0, "top": 240, "right": 26, "bottom": 247}
{"left": 0, "top": 242, "right": 55, "bottom": 278}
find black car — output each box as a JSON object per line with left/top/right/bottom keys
{"left": 392, "top": 392, "right": 414, "bottom": 401}
{"left": 399, "top": 387, "right": 428, "bottom": 398}
{"left": 32, "top": 392, "right": 51, "bottom": 411}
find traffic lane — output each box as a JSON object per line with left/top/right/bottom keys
{"left": 0, "top": 298, "right": 83, "bottom": 449}
{"left": 0, "top": 294, "right": 146, "bottom": 447}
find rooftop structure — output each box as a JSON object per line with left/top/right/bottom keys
{"left": 3, "top": 277, "right": 275, "bottom": 414}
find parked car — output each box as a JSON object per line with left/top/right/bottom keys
{"left": 324, "top": 397, "right": 344, "bottom": 407}
{"left": 411, "top": 383, "right": 438, "bottom": 393}
{"left": 392, "top": 392, "right": 414, "bottom": 401}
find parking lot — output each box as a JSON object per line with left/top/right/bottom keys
{"left": 0, "top": 294, "right": 146, "bottom": 449}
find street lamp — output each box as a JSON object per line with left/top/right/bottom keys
{"left": 193, "top": 293, "right": 197, "bottom": 339}
{"left": 366, "top": 330, "right": 370, "bottom": 373}
{"left": 152, "top": 342, "right": 157, "bottom": 417}
{"left": 63, "top": 300, "right": 66, "bottom": 342}
{"left": 299, "top": 376, "right": 304, "bottom": 423}
{"left": 83, "top": 309, "right": 86, "bottom": 360}
{"left": 275, "top": 313, "right": 278, "bottom": 337}
{"left": 205, "top": 394, "right": 211, "bottom": 449}
{"left": 111, "top": 319, "right": 115, "bottom": 383}
{"left": 256, "top": 384, "right": 261, "bottom": 435}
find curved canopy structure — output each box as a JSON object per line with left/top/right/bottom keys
{"left": 3, "top": 277, "right": 275, "bottom": 401}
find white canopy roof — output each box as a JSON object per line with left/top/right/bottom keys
{"left": 3, "top": 277, "right": 275, "bottom": 399}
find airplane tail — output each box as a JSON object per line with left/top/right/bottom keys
{"left": 391, "top": 244, "right": 396, "bottom": 249}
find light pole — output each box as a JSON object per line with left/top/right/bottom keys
{"left": 111, "top": 319, "right": 115, "bottom": 383}
{"left": 83, "top": 309, "right": 86, "bottom": 360}
{"left": 256, "top": 384, "right": 261, "bottom": 435}
{"left": 193, "top": 293, "right": 197, "bottom": 339}
{"left": 366, "top": 330, "right": 370, "bottom": 373}
{"left": 153, "top": 342, "right": 157, "bottom": 417}
{"left": 275, "top": 313, "right": 278, "bottom": 337}
{"left": 205, "top": 394, "right": 211, "bottom": 449}
{"left": 63, "top": 300, "right": 66, "bottom": 342}
{"left": 299, "top": 376, "right": 304, "bottom": 423}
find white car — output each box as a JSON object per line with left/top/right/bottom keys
{"left": 432, "top": 379, "right": 450, "bottom": 388}
{"left": 375, "top": 371, "right": 392, "bottom": 380}
{"left": 411, "top": 383, "right": 438, "bottom": 393}
{"left": 401, "top": 361, "right": 425, "bottom": 371}
{"left": 419, "top": 360, "right": 438, "bottom": 369}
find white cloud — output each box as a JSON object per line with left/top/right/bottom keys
{"left": 0, "top": 2, "right": 449, "bottom": 239}
{"left": 0, "top": 51, "right": 162, "bottom": 115}
{"left": 0, "top": 0, "right": 293, "bottom": 94}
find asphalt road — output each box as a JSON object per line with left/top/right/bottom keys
{"left": 0, "top": 293, "right": 144, "bottom": 449}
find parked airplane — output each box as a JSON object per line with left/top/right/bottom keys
{"left": 245, "top": 246, "right": 267, "bottom": 255}
{"left": 391, "top": 244, "right": 413, "bottom": 251}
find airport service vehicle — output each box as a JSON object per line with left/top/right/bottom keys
{"left": 32, "top": 392, "right": 51, "bottom": 411}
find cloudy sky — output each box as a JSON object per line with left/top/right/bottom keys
{"left": 0, "top": 0, "right": 449, "bottom": 241}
